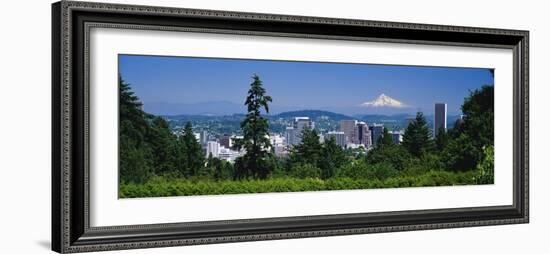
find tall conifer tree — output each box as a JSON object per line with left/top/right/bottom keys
{"left": 233, "top": 75, "right": 273, "bottom": 179}
{"left": 402, "top": 112, "right": 434, "bottom": 157}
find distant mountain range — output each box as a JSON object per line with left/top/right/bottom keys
{"left": 144, "top": 101, "right": 245, "bottom": 116}
{"left": 273, "top": 110, "right": 353, "bottom": 121}
{"left": 145, "top": 93, "right": 453, "bottom": 117}
{"left": 164, "top": 109, "right": 460, "bottom": 131}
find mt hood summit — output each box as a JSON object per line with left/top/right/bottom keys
{"left": 360, "top": 94, "right": 408, "bottom": 108}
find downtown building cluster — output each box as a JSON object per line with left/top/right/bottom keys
{"left": 190, "top": 102, "right": 447, "bottom": 163}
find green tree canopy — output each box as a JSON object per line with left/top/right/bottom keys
{"left": 377, "top": 127, "right": 394, "bottom": 147}
{"left": 442, "top": 85, "right": 494, "bottom": 171}
{"left": 180, "top": 122, "right": 204, "bottom": 177}
{"left": 291, "top": 127, "right": 323, "bottom": 166}
{"left": 119, "top": 76, "right": 154, "bottom": 183}
{"left": 435, "top": 126, "right": 449, "bottom": 151}
{"left": 401, "top": 112, "right": 434, "bottom": 157}
{"left": 319, "top": 136, "right": 347, "bottom": 179}
{"left": 147, "top": 117, "right": 178, "bottom": 175}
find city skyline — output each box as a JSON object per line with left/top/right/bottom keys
{"left": 118, "top": 54, "right": 494, "bottom": 116}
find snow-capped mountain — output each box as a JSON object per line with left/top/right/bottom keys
{"left": 360, "top": 94, "right": 408, "bottom": 108}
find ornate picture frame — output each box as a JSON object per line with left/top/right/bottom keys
{"left": 52, "top": 1, "right": 528, "bottom": 253}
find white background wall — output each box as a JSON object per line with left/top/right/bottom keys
{"left": 0, "top": 0, "right": 547, "bottom": 253}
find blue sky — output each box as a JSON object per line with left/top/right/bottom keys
{"left": 118, "top": 54, "right": 493, "bottom": 116}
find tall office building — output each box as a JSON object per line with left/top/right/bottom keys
{"left": 326, "top": 131, "right": 347, "bottom": 148}
{"left": 354, "top": 122, "right": 372, "bottom": 148}
{"left": 199, "top": 130, "right": 209, "bottom": 145}
{"left": 369, "top": 124, "right": 384, "bottom": 146}
{"left": 340, "top": 119, "right": 357, "bottom": 145}
{"left": 219, "top": 134, "right": 233, "bottom": 149}
{"left": 434, "top": 103, "right": 447, "bottom": 138}
{"left": 206, "top": 141, "right": 220, "bottom": 158}
{"left": 389, "top": 130, "right": 404, "bottom": 144}
{"left": 285, "top": 127, "right": 295, "bottom": 147}
{"left": 286, "top": 117, "right": 314, "bottom": 146}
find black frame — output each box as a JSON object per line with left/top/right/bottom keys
{"left": 52, "top": 1, "right": 529, "bottom": 253}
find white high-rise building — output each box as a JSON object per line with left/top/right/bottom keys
{"left": 326, "top": 131, "right": 347, "bottom": 148}
{"left": 434, "top": 103, "right": 447, "bottom": 138}
{"left": 199, "top": 130, "right": 209, "bottom": 145}
{"left": 206, "top": 141, "right": 220, "bottom": 158}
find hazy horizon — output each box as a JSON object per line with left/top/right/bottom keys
{"left": 119, "top": 54, "right": 494, "bottom": 116}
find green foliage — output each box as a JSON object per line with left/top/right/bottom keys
{"left": 402, "top": 112, "right": 434, "bottom": 157}
{"left": 233, "top": 75, "right": 274, "bottom": 179}
{"left": 180, "top": 122, "right": 204, "bottom": 176}
{"left": 319, "top": 137, "right": 348, "bottom": 179}
{"left": 119, "top": 170, "right": 478, "bottom": 198}
{"left": 443, "top": 85, "right": 494, "bottom": 171}
{"left": 119, "top": 136, "right": 153, "bottom": 183}
{"left": 435, "top": 126, "right": 449, "bottom": 151}
{"left": 461, "top": 85, "right": 494, "bottom": 147}
{"left": 336, "top": 160, "right": 398, "bottom": 180}
{"left": 290, "top": 127, "right": 322, "bottom": 166}
{"left": 366, "top": 144, "right": 412, "bottom": 171}
{"left": 475, "top": 145, "right": 494, "bottom": 184}
{"left": 377, "top": 127, "right": 394, "bottom": 147}
{"left": 289, "top": 130, "right": 348, "bottom": 179}
{"left": 119, "top": 77, "right": 154, "bottom": 183}
{"left": 288, "top": 163, "right": 322, "bottom": 179}
{"left": 441, "top": 133, "right": 479, "bottom": 171}
{"left": 118, "top": 74, "right": 494, "bottom": 197}
{"left": 147, "top": 116, "right": 178, "bottom": 175}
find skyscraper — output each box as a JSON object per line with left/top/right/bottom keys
{"left": 286, "top": 117, "right": 314, "bottom": 146}
{"left": 369, "top": 124, "right": 384, "bottom": 146}
{"left": 354, "top": 121, "right": 372, "bottom": 148}
{"left": 340, "top": 119, "right": 357, "bottom": 145}
{"left": 285, "top": 127, "right": 295, "bottom": 147}
{"left": 219, "top": 134, "right": 232, "bottom": 149}
{"left": 389, "top": 130, "right": 404, "bottom": 144}
{"left": 434, "top": 103, "right": 447, "bottom": 138}
{"left": 326, "top": 131, "right": 347, "bottom": 148}
{"left": 206, "top": 141, "right": 220, "bottom": 158}
{"left": 199, "top": 130, "right": 209, "bottom": 145}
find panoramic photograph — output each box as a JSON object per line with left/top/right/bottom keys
{"left": 117, "top": 55, "right": 494, "bottom": 198}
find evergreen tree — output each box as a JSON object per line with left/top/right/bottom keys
{"left": 147, "top": 117, "right": 178, "bottom": 175}
{"left": 402, "top": 112, "right": 434, "bottom": 157}
{"left": 291, "top": 127, "right": 323, "bottom": 166}
{"left": 119, "top": 76, "right": 153, "bottom": 183}
{"left": 461, "top": 85, "right": 494, "bottom": 147}
{"left": 377, "top": 127, "right": 394, "bottom": 147}
{"left": 181, "top": 121, "right": 204, "bottom": 177}
{"left": 233, "top": 75, "right": 273, "bottom": 179}
{"left": 319, "top": 137, "right": 347, "bottom": 179}
{"left": 442, "top": 85, "right": 494, "bottom": 171}
{"left": 366, "top": 144, "right": 412, "bottom": 171}
{"left": 435, "top": 126, "right": 449, "bottom": 151}
{"left": 202, "top": 153, "right": 217, "bottom": 178}
{"left": 119, "top": 76, "right": 150, "bottom": 142}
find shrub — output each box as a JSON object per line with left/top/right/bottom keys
{"left": 119, "top": 170, "right": 479, "bottom": 198}
{"left": 288, "top": 163, "right": 321, "bottom": 179}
